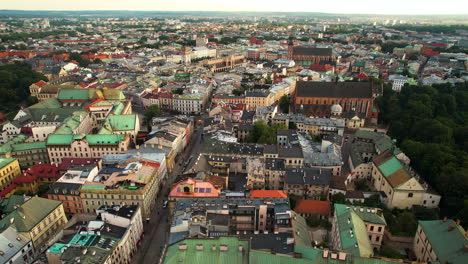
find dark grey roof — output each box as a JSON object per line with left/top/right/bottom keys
{"left": 47, "top": 182, "right": 82, "bottom": 196}
{"left": 238, "top": 124, "right": 253, "bottom": 131}
{"left": 346, "top": 190, "right": 365, "bottom": 199}
{"left": 295, "top": 81, "right": 373, "bottom": 99}
{"left": 241, "top": 111, "right": 255, "bottom": 121}
{"left": 245, "top": 90, "right": 269, "bottom": 97}
{"left": 278, "top": 145, "right": 303, "bottom": 158}
{"left": 265, "top": 158, "right": 285, "bottom": 171}
{"left": 97, "top": 204, "right": 139, "bottom": 219}
{"left": 293, "top": 47, "right": 333, "bottom": 57}
{"left": 285, "top": 167, "right": 332, "bottom": 185}
{"left": 207, "top": 213, "right": 230, "bottom": 226}
{"left": 239, "top": 233, "right": 294, "bottom": 254}
{"left": 264, "top": 144, "right": 278, "bottom": 154}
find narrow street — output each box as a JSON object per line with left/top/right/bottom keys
{"left": 136, "top": 117, "right": 205, "bottom": 264}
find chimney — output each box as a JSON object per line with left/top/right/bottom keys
{"left": 293, "top": 252, "right": 302, "bottom": 258}
{"left": 456, "top": 219, "right": 461, "bottom": 226}
{"left": 376, "top": 209, "right": 383, "bottom": 217}
{"left": 464, "top": 245, "right": 468, "bottom": 252}
{"left": 196, "top": 244, "right": 203, "bottom": 251}
{"left": 443, "top": 217, "right": 448, "bottom": 222}
{"left": 448, "top": 225, "right": 454, "bottom": 231}
{"left": 238, "top": 245, "right": 244, "bottom": 252}
{"left": 212, "top": 244, "right": 216, "bottom": 251}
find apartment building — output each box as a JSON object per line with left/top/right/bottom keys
{"left": 284, "top": 167, "right": 332, "bottom": 199}
{"left": 80, "top": 157, "right": 164, "bottom": 218}
{"left": 46, "top": 134, "right": 130, "bottom": 164}
{"left": 0, "top": 158, "right": 20, "bottom": 195}
{"left": 0, "top": 197, "right": 67, "bottom": 251}
{"left": 413, "top": 219, "right": 468, "bottom": 264}
{"left": 96, "top": 204, "right": 144, "bottom": 261}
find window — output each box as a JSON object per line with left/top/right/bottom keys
{"left": 378, "top": 226, "right": 382, "bottom": 232}
{"left": 370, "top": 226, "right": 374, "bottom": 231}
{"left": 376, "top": 236, "right": 380, "bottom": 242}
{"left": 408, "top": 193, "right": 413, "bottom": 198}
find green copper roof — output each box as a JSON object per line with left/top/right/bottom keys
{"left": 11, "top": 141, "right": 46, "bottom": 152}
{"left": 334, "top": 204, "right": 373, "bottom": 257}
{"left": 0, "top": 135, "right": 29, "bottom": 154}
{"left": 80, "top": 185, "right": 106, "bottom": 190}
{"left": 419, "top": 220, "right": 468, "bottom": 264}
{"left": 0, "top": 197, "right": 61, "bottom": 232}
{"left": 0, "top": 195, "right": 28, "bottom": 214}
{"left": 28, "top": 97, "right": 63, "bottom": 109}
{"left": 47, "top": 134, "right": 74, "bottom": 145}
{"left": 106, "top": 115, "right": 137, "bottom": 131}
{"left": 378, "top": 157, "right": 403, "bottom": 177}
{"left": 85, "top": 134, "right": 125, "bottom": 145}
{"left": 54, "top": 111, "right": 88, "bottom": 134}
{"left": 250, "top": 250, "right": 311, "bottom": 263}
{"left": 0, "top": 158, "right": 16, "bottom": 169}
{"left": 164, "top": 237, "right": 249, "bottom": 264}
{"left": 58, "top": 89, "right": 95, "bottom": 100}
{"left": 345, "top": 206, "right": 386, "bottom": 226}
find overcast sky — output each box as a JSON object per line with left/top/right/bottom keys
{"left": 3, "top": 0, "right": 468, "bottom": 15}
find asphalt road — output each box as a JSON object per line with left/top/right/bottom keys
{"left": 340, "top": 131, "right": 355, "bottom": 177}
{"left": 135, "top": 118, "right": 206, "bottom": 264}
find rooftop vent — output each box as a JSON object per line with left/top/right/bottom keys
{"left": 178, "top": 244, "right": 187, "bottom": 250}
{"left": 220, "top": 245, "right": 228, "bottom": 251}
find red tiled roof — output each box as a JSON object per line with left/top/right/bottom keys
{"left": 0, "top": 184, "right": 17, "bottom": 197}
{"left": 248, "top": 190, "right": 287, "bottom": 198}
{"left": 34, "top": 80, "right": 47, "bottom": 87}
{"left": 294, "top": 200, "right": 330, "bottom": 215}
{"left": 58, "top": 158, "right": 100, "bottom": 171}
{"left": 13, "top": 172, "right": 35, "bottom": 183}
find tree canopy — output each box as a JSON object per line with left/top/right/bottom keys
{"left": 279, "top": 95, "right": 290, "bottom": 113}
{"left": 0, "top": 63, "right": 47, "bottom": 113}
{"left": 376, "top": 82, "right": 468, "bottom": 226}
{"left": 246, "top": 121, "right": 287, "bottom": 144}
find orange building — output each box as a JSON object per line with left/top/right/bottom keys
{"left": 47, "top": 182, "right": 84, "bottom": 217}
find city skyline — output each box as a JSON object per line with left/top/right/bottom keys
{"left": 2, "top": 0, "right": 468, "bottom": 15}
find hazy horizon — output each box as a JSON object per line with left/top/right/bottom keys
{"left": 2, "top": 0, "right": 468, "bottom": 15}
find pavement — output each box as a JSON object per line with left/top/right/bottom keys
{"left": 135, "top": 116, "right": 206, "bottom": 264}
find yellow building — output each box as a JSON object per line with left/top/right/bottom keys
{"left": 80, "top": 157, "right": 163, "bottom": 219}
{"left": 371, "top": 151, "right": 441, "bottom": 209}
{"left": 0, "top": 197, "right": 67, "bottom": 251}
{"left": 0, "top": 158, "right": 21, "bottom": 195}
{"left": 245, "top": 90, "right": 275, "bottom": 111}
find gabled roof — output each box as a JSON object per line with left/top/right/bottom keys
{"left": 248, "top": 190, "right": 287, "bottom": 198}
{"left": 0, "top": 197, "right": 61, "bottom": 232}
{"left": 58, "top": 88, "right": 94, "bottom": 101}
{"left": 373, "top": 151, "right": 411, "bottom": 188}
{"left": 334, "top": 204, "right": 373, "bottom": 257}
{"left": 294, "top": 200, "right": 330, "bottom": 215}
{"left": 419, "top": 219, "right": 468, "bottom": 264}
{"left": 296, "top": 82, "right": 373, "bottom": 99}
